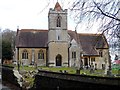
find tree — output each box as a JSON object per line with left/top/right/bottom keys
{"left": 69, "top": 0, "right": 120, "bottom": 75}
{"left": 70, "top": 0, "right": 120, "bottom": 40}
{"left": 2, "top": 40, "right": 13, "bottom": 63}
{"left": 2, "top": 29, "right": 16, "bottom": 49}
{"left": 1, "top": 29, "right": 16, "bottom": 63}
{"left": 115, "top": 54, "right": 118, "bottom": 60}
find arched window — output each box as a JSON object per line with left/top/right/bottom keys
{"left": 56, "top": 16, "right": 61, "bottom": 27}
{"left": 22, "top": 50, "right": 28, "bottom": 59}
{"left": 38, "top": 50, "right": 44, "bottom": 59}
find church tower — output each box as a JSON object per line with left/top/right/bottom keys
{"left": 48, "top": 2, "right": 68, "bottom": 66}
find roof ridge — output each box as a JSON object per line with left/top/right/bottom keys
{"left": 78, "top": 33, "right": 102, "bottom": 36}
{"left": 20, "top": 29, "right": 48, "bottom": 32}
{"left": 54, "top": 2, "right": 62, "bottom": 11}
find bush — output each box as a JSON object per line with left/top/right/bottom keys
{"left": 112, "top": 64, "right": 120, "bottom": 70}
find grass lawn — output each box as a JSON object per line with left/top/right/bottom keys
{"left": 38, "top": 66, "right": 120, "bottom": 76}
{"left": 14, "top": 65, "right": 119, "bottom": 77}
{"left": 38, "top": 66, "right": 76, "bottom": 74}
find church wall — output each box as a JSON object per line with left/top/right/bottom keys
{"left": 48, "top": 30, "right": 56, "bottom": 42}
{"left": 48, "top": 42, "right": 68, "bottom": 66}
{"left": 34, "top": 48, "right": 47, "bottom": 66}
{"left": 48, "top": 30, "right": 68, "bottom": 42}
{"left": 95, "top": 49, "right": 109, "bottom": 69}
{"left": 19, "top": 48, "right": 32, "bottom": 65}
{"left": 18, "top": 48, "right": 47, "bottom": 66}
{"left": 69, "top": 46, "right": 80, "bottom": 68}
{"left": 82, "top": 49, "right": 109, "bottom": 69}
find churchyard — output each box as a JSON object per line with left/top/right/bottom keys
{"left": 2, "top": 64, "right": 120, "bottom": 89}
{"left": 15, "top": 65, "right": 120, "bottom": 76}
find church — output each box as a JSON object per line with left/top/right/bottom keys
{"left": 15, "top": 2, "right": 110, "bottom": 69}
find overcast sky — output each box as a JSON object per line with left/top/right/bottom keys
{"left": 0, "top": 0, "right": 98, "bottom": 33}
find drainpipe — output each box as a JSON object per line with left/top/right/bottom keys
{"left": 17, "top": 48, "right": 20, "bottom": 72}
{"left": 68, "top": 48, "right": 69, "bottom": 67}
{"left": 68, "top": 43, "right": 72, "bottom": 67}
{"left": 89, "top": 56, "right": 90, "bottom": 68}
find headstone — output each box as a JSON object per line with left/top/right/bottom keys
{"left": 59, "top": 70, "right": 62, "bottom": 73}
{"left": 65, "top": 70, "right": 67, "bottom": 73}
{"left": 90, "top": 62, "right": 94, "bottom": 73}
{"left": 107, "top": 70, "right": 111, "bottom": 76}
{"left": 76, "top": 69, "right": 80, "bottom": 75}
{"left": 35, "top": 63, "right": 37, "bottom": 69}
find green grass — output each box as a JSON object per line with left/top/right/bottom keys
{"left": 112, "top": 64, "right": 120, "bottom": 70}
{"left": 39, "top": 66, "right": 120, "bottom": 77}
{"left": 24, "top": 77, "right": 35, "bottom": 88}
{"left": 15, "top": 65, "right": 36, "bottom": 71}
{"left": 112, "top": 69, "right": 120, "bottom": 74}
{"left": 2, "top": 64, "right": 15, "bottom": 67}
{"left": 39, "top": 66, "right": 76, "bottom": 74}
{"left": 14, "top": 65, "right": 120, "bottom": 77}
{"left": 20, "top": 66, "right": 36, "bottom": 71}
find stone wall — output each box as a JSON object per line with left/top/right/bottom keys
{"left": 33, "top": 70, "right": 120, "bottom": 89}
{"left": 2, "top": 65, "right": 20, "bottom": 88}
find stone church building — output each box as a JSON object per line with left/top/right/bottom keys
{"left": 15, "top": 2, "right": 110, "bottom": 69}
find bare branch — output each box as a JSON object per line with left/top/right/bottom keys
{"left": 93, "top": 1, "right": 120, "bottom": 22}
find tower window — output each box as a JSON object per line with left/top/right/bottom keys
{"left": 56, "top": 16, "right": 61, "bottom": 27}
{"left": 22, "top": 50, "right": 28, "bottom": 59}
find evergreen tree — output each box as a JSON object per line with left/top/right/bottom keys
{"left": 2, "top": 40, "right": 13, "bottom": 63}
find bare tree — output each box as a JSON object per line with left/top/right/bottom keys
{"left": 0, "top": 28, "right": 2, "bottom": 60}
{"left": 2, "top": 29, "right": 16, "bottom": 50}
{"left": 70, "top": 0, "right": 120, "bottom": 40}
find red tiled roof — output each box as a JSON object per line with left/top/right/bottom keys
{"left": 54, "top": 2, "right": 62, "bottom": 11}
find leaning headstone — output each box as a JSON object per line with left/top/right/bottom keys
{"left": 59, "top": 70, "right": 63, "bottom": 73}
{"left": 105, "top": 65, "right": 112, "bottom": 76}
{"left": 64, "top": 70, "right": 68, "bottom": 74}
{"left": 106, "top": 70, "right": 111, "bottom": 76}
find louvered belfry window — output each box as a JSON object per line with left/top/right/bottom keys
{"left": 56, "top": 16, "right": 61, "bottom": 27}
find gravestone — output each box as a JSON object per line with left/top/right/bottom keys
{"left": 90, "top": 63, "right": 94, "bottom": 73}
{"left": 76, "top": 69, "right": 80, "bottom": 75}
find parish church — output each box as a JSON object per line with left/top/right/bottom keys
{"left": 15, "top": 2, "right": 110, "bottom": 69}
